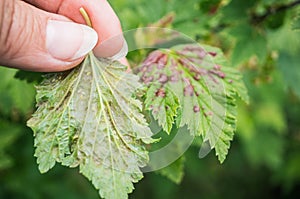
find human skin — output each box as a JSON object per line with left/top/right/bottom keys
{"left": 0, "top": 0, "right": 126, "bottom": 72}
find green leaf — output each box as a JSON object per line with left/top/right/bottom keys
{"left": 144, "top": 85, "right": 179, "bottom": 133}
{"left": 27, "top": 53, "right": 154, "bottom": 199}
{"left": 269, "top": 22, "right": 300, "bottom": 54}
{"left": 229, "top": 25, "right": 268, "bottom": 66}
{"left": 156, "top": 156, "right": 185, "bottom": 184}
{"left": 14, "top": 70, "right": 43, "bottom": 83}
{"left": 138, "top": 44, "right": 248, "bottom": 163}
{"left": 0, "top": 67, "right": 36, "bottom": 116}
{"left": 221, "top": 0, "right": 257, "bottom": 22}
{"left": 237, "top": 102, "right": 285, "bottom": 169}
{"left": 0, "top": 119, "right": 22, "bottom": 169}
{"left": 146, "top": 125, "right": 190, "bottom": 184}
{"left": 277, "top": 51, "right": 300, "bottom": 98}
{"left": 292, "top": 13, "right": 300, "bottom": 31}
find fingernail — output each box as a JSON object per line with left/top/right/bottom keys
{"left": 46, "top": 20, "right": 98, "bottom": 61}
{"left": 109, "top": 39, "right": 128, "bottom": 60}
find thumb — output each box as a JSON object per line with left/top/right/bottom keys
{"left": 0, "top": 0, "right": 98, "bottom": 72}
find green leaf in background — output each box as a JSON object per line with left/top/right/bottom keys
{"left": 147, "top": 125, "right": 191, "bottom": 185}
{"left": 27, "top": 53, "right": 154, "bottom": 199}
{"left": 0, "top": 120, "right": 22, "bottom": 169}
{"left": 236, "top": 67, "right": 287, "bottom": 170}
{"left": 14, "top": 70, "right": 43, "bottom": 83}
{"left": 292, "top": 13, "right": 300, "bottom": 30}
{"left": 229, "top": 25, "right": 268, "bottom": 66}
{"left": 269, "top": 21, "right": 300, "bottom": 54}
{"left": 138, "top": 44, "right": 248, "bottom": 163}
{"left": 237, "top": 101, "right": 286, "bottom": 169}
{"left": 278, "top": 51, "right": 300, "bottom": 98}
{"left": 0, "top": 67, "right": 35, "bottom": 117}
{"left": 292, "top": 17, "right": 300, "bottom": 30}
{"left": 156, "top": 156, "right": 185, "bottom": 184}
{"left": 221, "top": 0, "right": 257, "bottom": 22}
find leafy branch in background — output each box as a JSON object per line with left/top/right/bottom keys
{"left": 251, "top": 0, "right": 300, "bottom": 25}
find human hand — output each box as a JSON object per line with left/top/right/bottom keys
{"left": 0, "top": 0, "right": 127, "bottom": 72}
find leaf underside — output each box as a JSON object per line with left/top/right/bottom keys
{"left": 27, "top": 53, "right": 154, "bottom": 199}
{"left": 138, "top": 44, "right": 248, "bottom": 163}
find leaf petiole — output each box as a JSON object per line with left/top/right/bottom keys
{"left": 79, "top": 7, "right": 93, "bottom": 28}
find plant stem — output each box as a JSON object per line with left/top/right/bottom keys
{"left": 79, "top": 7, "right": 92, "bottom": 27}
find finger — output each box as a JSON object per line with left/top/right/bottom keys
{"left": 0, "top": 0, "right": 98, "bottom": 72}
{"left": 119, "top": 57, "right": 129, "bottom": 67}
{"left": 118, "top": 57, "right": 131, "bottom": 72}
{"left": 25, "top": 0, "right": 127, "bottom": 58}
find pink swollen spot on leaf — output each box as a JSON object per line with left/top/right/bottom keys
{"left": 214, "top": 65, "right": 221, "bottom": 70}
{"left": 184, "top": 85, "right": 194, "bottom": 96}
{"left": 193, "top": 74, "right": 201, "bottom": 81}
{"left": 198, "top": 50, "right": 207, "bottom": 59}
{"left": 157, "top": 54, "right": 168, "bottom": 69}
{"left": 158, "top": 74, "right": 168, "bottom": 84}
{"left": 170, "top": 73, "right": 180, "bottom": 82}
{"left": 193, "top": 105, "right": 200, "bottom": 113}
{"left": 142, "top": 76, "right": 154, "bottom": 84}
{"left": 143, "top": 51, "right": 164, "bottom": 65}
{"left": 208, "top": 52, "right": 217, "bottom": 57}
{"left": 218, "top": 72, "right": 226, "bottom": 79}
{"left": 156, "top": 88, "right": 166, "bottom": 97}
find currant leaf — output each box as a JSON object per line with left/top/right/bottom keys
{"left": 27, "top": 53, "right": 154, "bottom": 199}
{"left": 138, "top": 44, "right": 248, "bottom": 163}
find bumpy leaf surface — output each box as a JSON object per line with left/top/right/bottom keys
{"left": 27, "top": 53, "right": 154, "bottom": 199}
{"left": 138, "top": 44, "right": 248, "bottom": 163}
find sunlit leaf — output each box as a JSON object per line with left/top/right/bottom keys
{"left": 138, "top": 44, "right": 248, "bottom": 163}
{"left": 27, "top": 53, "right": 154, "bottom": 199}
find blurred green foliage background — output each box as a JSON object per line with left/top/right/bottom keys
{"left": 1, "top": 0, "right": 300, "bottom": 198}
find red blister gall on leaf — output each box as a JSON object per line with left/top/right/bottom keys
{"left": 138, "top": 44, "right": 249, "bottom": 163}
